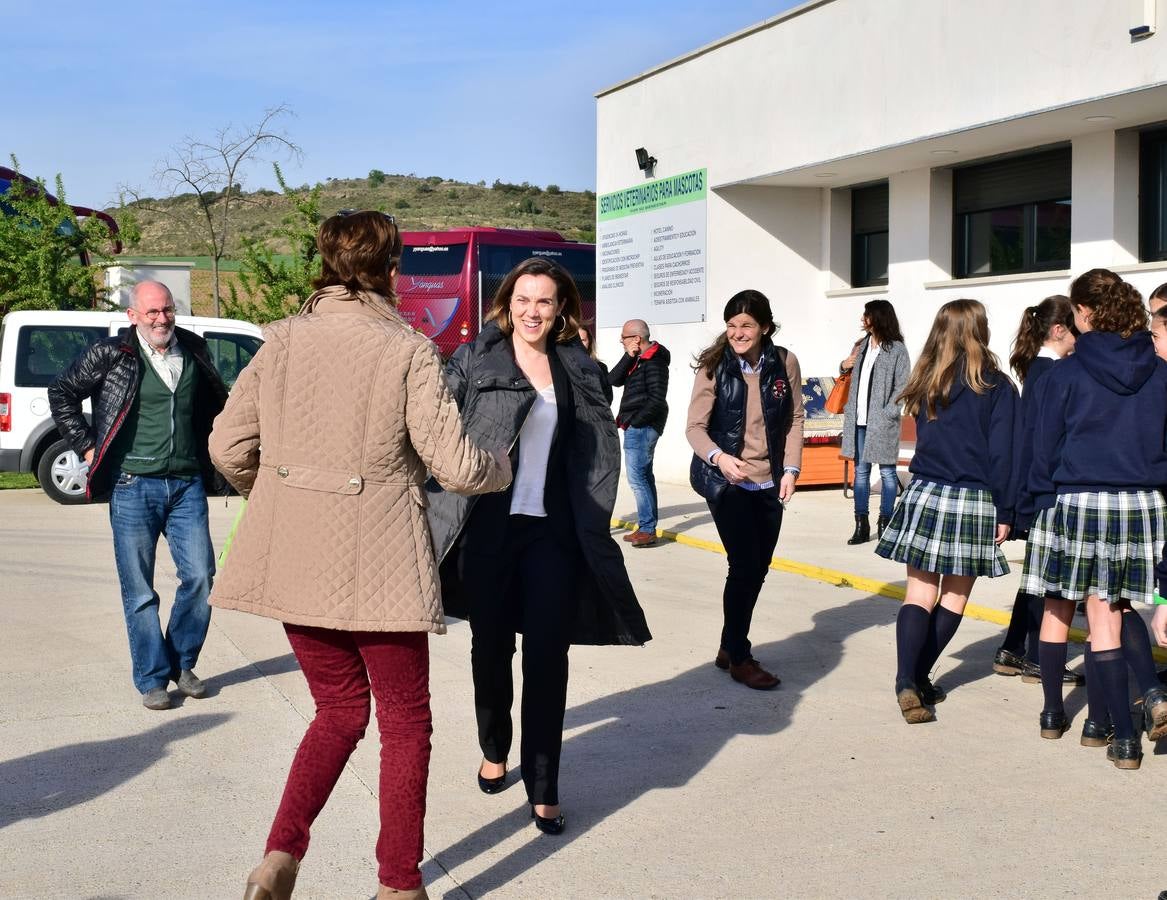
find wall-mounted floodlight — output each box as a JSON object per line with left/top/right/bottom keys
{"left": 635, "top": 147, "right": 657, "bottom": 178}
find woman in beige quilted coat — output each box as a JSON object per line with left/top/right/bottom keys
{"left": 208, "top": 211, "right": 510, "bottom": 900}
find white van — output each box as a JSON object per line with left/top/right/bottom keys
{"left": 0, "top": 310, "right": 262, "bottom": 504}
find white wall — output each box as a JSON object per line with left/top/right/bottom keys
{"left": 105, "top": 263, "right": 194, "bottom": 315}
{"left": 597, "top": 0, "right": 1167, "bottom": 189}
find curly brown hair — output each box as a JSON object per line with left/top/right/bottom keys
{"left": 1069, "top": 268, "right": 1146, "bottom": 337}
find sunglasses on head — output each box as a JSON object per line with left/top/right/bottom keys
{"left": 336, "top": 208, "right": 396, "bottom": 226}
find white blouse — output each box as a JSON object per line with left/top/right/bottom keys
{"left": 509, "top": 382, "right": 558, "bottom": 517}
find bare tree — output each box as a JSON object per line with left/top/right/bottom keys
{"left": 134, "top": 105, "right": 301, "bottom": 317}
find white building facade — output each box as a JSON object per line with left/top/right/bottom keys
{"left": 595, "top": 0, "right": 1167, "bottom": 483}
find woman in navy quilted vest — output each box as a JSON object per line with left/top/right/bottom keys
{"left": 426, "top": 257, "right": 651, "bottom": 837}
{"left": 685, "top": 290, "right": 805, "bottom": 690}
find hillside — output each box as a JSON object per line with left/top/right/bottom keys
{"left": 121, "top": 173, "right": 597, "bottom": 258}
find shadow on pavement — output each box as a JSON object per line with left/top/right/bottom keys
{"left": 207, "top": 654, "right": 300, "bottom": 693}
{"left": 433, "top": 594, "right": 893, "bottom": 896}
{"left": 614, "top": 501, "right": 715, "bottom": 536}
{"left": 0, "top": 713, "right": 231, "bottom": 829}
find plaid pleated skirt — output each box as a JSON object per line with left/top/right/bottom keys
{"left": 1031, "top": 490, "right": 1165, "bottom": 605}
{"left": 874, "top": 480, "right": 1009, "bottom": 577}
{"left": 1017, "top": 507, "right": 1058, "bottom": 598}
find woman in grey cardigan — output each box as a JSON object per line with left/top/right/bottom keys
{"left": 839, "top": 299, "right": 910, "bottom": 544}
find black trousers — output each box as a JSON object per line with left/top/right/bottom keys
{"left": 463, "top": 515, "right": 578, "bottom": 806}
{"left": 708, "top": 485, "right": 783, "bottom": 665}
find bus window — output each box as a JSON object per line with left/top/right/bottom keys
{"left": 399, "top": 244, "right": 469, "bottom": 276}
{"left": 478, "top": 245, "right": 596, "bottom": 322}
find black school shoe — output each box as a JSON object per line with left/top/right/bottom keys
{"left": 1107, "top": 737, "right": 1142, "bottom": 770}
{"left": 1143, "top": 688, "right": 1167, "bottom": 742}
{"left": 992, "top": 648, "right": 1026, "bottom": 676}
{"left": 1039, "top": 710, "right": 1070, "bottom": 739}
{"left": 1080, "top": 719, "right": 1113, "bottom": 748}
{"left": 1020, "top": 662, "right": 1084, "bottom": 686}
{"left": 918, "top": 677, "right": 946, "bottom": 705}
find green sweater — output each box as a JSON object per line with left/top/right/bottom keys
{"left": 106, "top": 342, "right": 200, "bottom": 478}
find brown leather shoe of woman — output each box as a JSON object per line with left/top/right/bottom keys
{"left": 728, "top": 658, "right": 780, "bottom": 689}
{"left": 243, "top": 850, "right": 299, "bottom": 900}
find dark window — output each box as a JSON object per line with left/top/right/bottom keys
{"left": 398, "top": 243, "right": 469, "bottom": 276}
{"left": 851, "top": 183, "right": 889, "bottom": 287}
{"left": 954, "top": 147, "right": 1071, "bottom": 277}
{"left": 1141, "top": 127, "right": 1167, "bottom": 262}
{"left": 14, "top": 325, "right": 107, "bottom": 387}
{"left": 202, "top": 331, "right": 262, "bottom": 389}
{"left": 478, "top": 244, "right": 596, "bottom": 323}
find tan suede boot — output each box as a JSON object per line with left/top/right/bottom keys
{"left": 376, "top": 886, "right": 429, "bottom": 900}
{"left": 243, "top": 850, "right": 299, "bottom": 900}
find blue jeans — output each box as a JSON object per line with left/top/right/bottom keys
{"left": 622, "top": 426, "right": 660, "bottom": 533}
{"left": 853, "top": 426, "right": 898, "bottom": 518}
{"left": 109, "top": 474, "right": 215, "bottom": 693}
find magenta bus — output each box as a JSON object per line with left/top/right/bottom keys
{"left": 396, "top": 227, "right": 595, "bottom": 357}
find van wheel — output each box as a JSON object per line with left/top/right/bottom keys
{"left": 36, "top": 439, "right": 90, "bottom": 505}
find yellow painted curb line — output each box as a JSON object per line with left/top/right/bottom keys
{"left": 613, "top": 517, "right": 1167, "bottom": 663}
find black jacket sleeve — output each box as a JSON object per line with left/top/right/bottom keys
{"left": 608, "top": 353, "right": 634, "bottom": 387}
{"left": 47, "top": 342, "right": 116, "bottom": 456}
{"left": 624, "top": 356, "right": 669, "bottom": 429}
{"left": 597, "top": 361, "right": 614, "bottom": 404}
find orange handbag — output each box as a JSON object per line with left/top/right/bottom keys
{"left": 824, "top": 370, "right": 852, "bottom": 414}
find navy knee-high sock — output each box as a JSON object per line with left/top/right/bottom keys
{"left": 1094, "top": 648, "right": 1135, "bottom": 741}
{"left": 1083, "top": 642, "right": 1108, "bottom": 725}
{"left": 1038, "top": 640, "right": 1068, "bottom": 716}
{"left": 1001, "top": 591, "right": 1031, "bottom": 655}
{"left": 1024, "top": 595, "right": 1043, "bottom": 664}
{"left": 915, "top": 606, "right": 964, "bottom": 683}
{"left": 895, "top": 604, "right": 931, "bottom": 689}
{"left": 1120, "top": 611, "right": 1158, "bottom": 696}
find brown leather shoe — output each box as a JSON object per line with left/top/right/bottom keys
{"left": 622, "top": 529, "right": 641, "bottom": 542}
{"left": 628, "top": 531, "right": 658, "bottom": 547}
{"left": 714, "top": 648, "right": 730, "bottom": 670}
{"left": 729, "top": 658, "right": 780, "bottom": 690}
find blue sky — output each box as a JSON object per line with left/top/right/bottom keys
{"left": 5, "top": 1, "right": 798, "bottom": 207}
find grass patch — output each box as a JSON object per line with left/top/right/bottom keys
{"left": 0, "top": 472, "right": 38, "bottom": 490}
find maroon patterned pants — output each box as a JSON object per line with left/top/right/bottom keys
{"left": 266, "top": 624, "right": 431, "bottom": 890}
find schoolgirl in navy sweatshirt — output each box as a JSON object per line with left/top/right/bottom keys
{"left": 875, "top": 298, "right": 1019, "bottom": 724}
{"left": 1027, "top": 269, "right": 1167, "bottom": 769}
{"left": 994, "top": 296, "right": 1077, "bottom": 684}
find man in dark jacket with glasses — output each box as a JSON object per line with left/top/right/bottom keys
{"left": 49, "top": 281, "right": 228, "bottom": 710}
{"left": 609, "top": 319, "right": 670, "bottom": 547}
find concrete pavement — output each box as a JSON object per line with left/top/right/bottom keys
{"left": 1, "top": 481, "right": 1162, "bottom": 899}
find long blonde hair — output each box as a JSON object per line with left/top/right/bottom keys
{"left": 900, "top": 299, "right": 1001, "bottom": 420}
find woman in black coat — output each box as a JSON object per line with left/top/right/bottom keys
{"left": 426, "top": 257, "right": 651, "bottom": 835}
